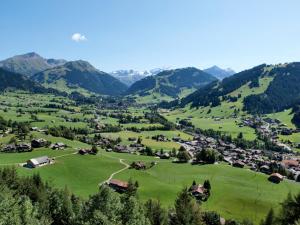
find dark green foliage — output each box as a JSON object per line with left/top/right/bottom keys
{"left": 127, "top": 76, "right": 156, "bottom": 94}
{"left": 244, "top": 63, "right": 300, "bottom": 113}
{"left": 176, "top": 146, "right": 191, "bottom": 163}
{"left": 178, "top": 64, "right": 266, "bottom": 108}
{"left": 0, "top": 68, "right": 50, "bottom": 93}
{"left": 196, "top": 149, "right": 218, "bottom": 164}
{"left": 145, "top": 199, "right": 168, "bottom": 225}
{"left": 169, "top": 187, "right": 203, "bottom": 225}
{"left": 127, "top": 67, "right": 217, "bottom": 98}
{"left": 47, "top": 126, "right": 76, "bottom": 140}
{"left": 203, "top": 211, "right": 220, "bottom": 225}
{"left": 292, "top": 105, "right": 300, "bottom": 128}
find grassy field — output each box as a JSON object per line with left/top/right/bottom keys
{"left": 101, "top": 130, "right": 193, "bottom": 151}
{"left": 1, "top": 149, "right": 297, "bottom": 224}
{"left": 0, "top": 90, "right": 299, "bottom": 224}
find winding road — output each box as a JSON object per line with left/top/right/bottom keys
{"left": 99, "top": 157, "right": 130, "bottom": 186}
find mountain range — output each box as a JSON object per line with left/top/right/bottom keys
{"left": 0, "top": 52, "right": 66, "bottom": 77}
{"left": 110, "top": 68, "right": 165, "bottom": 86}
{"left": 204, "top": 65, "right": 235, "bottom": 80}
{"left": 167, "top": 63, "right": 300, "bottom": 114}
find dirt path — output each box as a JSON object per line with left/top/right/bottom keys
{"left": 99, "top": 156, "right": 130, "bottom": 186}
{"left": 0, "top": 151, "right": 78, "bottom": 166}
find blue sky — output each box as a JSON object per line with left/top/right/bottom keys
{"left": 1, "top": 0, "right": 300, "bottom": 72}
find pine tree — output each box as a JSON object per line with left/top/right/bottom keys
{"left": 145, "top": 199, "right": 168, "bottom": 225}
{"left": 170, "top": 187, "right": 203, "bottom": 225}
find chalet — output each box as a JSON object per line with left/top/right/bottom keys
{"left": 130, "top": 161, "right": 146, "bottom": 170}
{"left": 2, "top": 144, "right": 16, "bottom": 152}
{"left": 268, "top": 173, "right": 284, "bottom": 183}
{"left": 26, "top": 156, "right": 50, "bottom": 168}
{"left": 114, "top": 144, "right": 129, "bottom": 153}
{"left": 31, "top": 138, "right": 48, "bottom": 148}
{"left": 50, "top": 142, "right": 66, "bottom": 150}
{"left": 188, "top": 184, "right": 208, "bottom": 201}
{"left": 108, "top": 179, "right": 129, "bottom": 193}
{"left": 161, "top": 152, "right": 171, "bottom": 159}
{"left": 16, "top": 143, "right": 32, "bottom": 152}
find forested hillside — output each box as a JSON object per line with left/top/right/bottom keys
{"left": 33, "top": 60, "right": 128, "bottom": 96}
{"left": 127, "top": 67, "right": 217, "bottom": 100}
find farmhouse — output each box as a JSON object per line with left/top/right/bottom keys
{"left": 50, "top": 142, "right": 66, "bottom": 150}
{"left": 31, "top": 138, "right": 48, "bottom": 148}
{"left": 130, "top": 161, "right": 146, "bottom": 170}
{"left": 108, "top": 179, "right": 129, "bottom": 193}
{"left": 189, "top": 184, "right": 208, "bottom": 201}
{"left": 268, "top": 173, "right": 284, "bottom": 183}
{"left": 26, "top": 156, "right": 50, "bottom": 168}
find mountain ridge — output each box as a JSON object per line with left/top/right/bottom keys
{"left": 0, "top": 52, "right": 67, "bottom": 77}
{"left": 32, "top": 60, "right": 127, "bottom": 96}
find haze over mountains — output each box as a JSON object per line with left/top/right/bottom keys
{"left": 111, "top": 66, "right": 235, "bottom": 86}
{"left": 110, "top": 68, "right": 165, "bottom": 86}
{"left": 204, "top": 65, "right": 235, "bottom": 80}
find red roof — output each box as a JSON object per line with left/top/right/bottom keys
{"left": 109, "top": 179, "right": 129, "bottom": 188}
{"left": 282, "top": 160, "right": 299, "bottom": 168}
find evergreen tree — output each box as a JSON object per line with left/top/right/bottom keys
{"left": 145, "top": 199, "right": 168, "bottom": 225}
{"left": 170, "top": 187, "right": 203, "bottom": 225}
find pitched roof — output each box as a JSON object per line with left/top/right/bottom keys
{"left": 29, "top": 156, "right": 49, "bottom": 165}
{"left": 269, "top": 173, "right": 284, "bottom": 180}
{"left": 109, "top": 179, "right": 128, "bottom": 188}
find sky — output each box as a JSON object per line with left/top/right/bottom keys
{"left": 1, "top": 0, "right": 300, "bottom": 72}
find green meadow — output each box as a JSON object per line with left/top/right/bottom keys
{"left": 0, "top": 149, "right": 297, "bottom": 224}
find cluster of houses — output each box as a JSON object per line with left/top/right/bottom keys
{"left": 1, "top": 138, "right": 66, "bottom": 153}
{"left": 242, "top": 116, "right": 299, "bottom": 152}
{"left": 1, "top": 143, "right": 32, "bottom": 152}
{"left": 176, "top": 133, "right": 300, "bottom": 183}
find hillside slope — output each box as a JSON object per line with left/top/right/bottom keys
{"left": 167, "top": 62, "right": 300, "bottom": 115}
{"left": 0, "top": 68, "right": 52, "bottom": 93}
{"left": 126, "top": 67, "right": 217, "bottom": 102}
{"left": 32, "top": 60, "right": 127, "bottom": 96}
{"left": 0, "top": 52, "right": 66, "bottom": 77}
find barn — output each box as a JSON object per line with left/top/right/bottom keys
{"left": 26, "top": 156, "right": 50, "bottom": 168}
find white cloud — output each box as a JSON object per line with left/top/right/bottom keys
{"left": 71, "top": 33, "right": 87, "bottom": 42}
